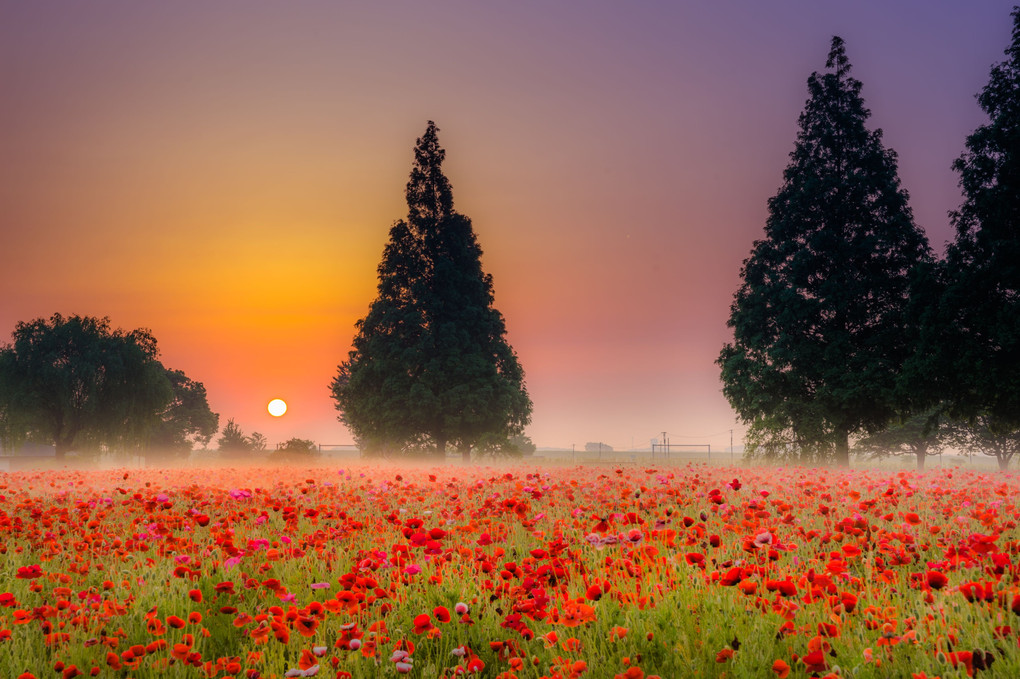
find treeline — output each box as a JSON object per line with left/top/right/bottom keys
{"left": 0, "top": 316, "right": 323, "bottom": 462}
{"left": 0, "top": 314, "right": 218, "bottom": 460}
{"left": 0, "top": 123, "right": 534, "bottom": 464}
{"left": 719, "top": 11, "right": 1020, "bottom": 469}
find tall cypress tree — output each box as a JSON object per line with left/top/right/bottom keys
{"left": 332, "top": 122, "right": 531, "bottom": 460}
{"left": 938, "top": 8, "right": 1020, "bottom": 468}
{"left": 718, "top": 38, "right": 932, "bottom": 466}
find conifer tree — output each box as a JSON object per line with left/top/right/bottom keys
{"left": 937, "top": 8, "right": 1020, "bottom": 467}
{"left": 718, "top": 38, "right": 932, "bottom": 466}
{"left": 332, "top": 122, "right": 531, "bottom": 459}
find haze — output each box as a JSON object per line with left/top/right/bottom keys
{"left": 2, "top": 1, "right": 1014, "bottom": 452}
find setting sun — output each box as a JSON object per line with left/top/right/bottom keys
{"left": 267, "top": 398, "right": 287, "bottom": 417}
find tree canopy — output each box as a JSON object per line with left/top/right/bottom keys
{"left": 718, "top": 37, "right": 932, "bottom": 466}
{"left": 0, "top": 314, "right": 179, "bottom": 458}
{"left": 145, "top": 369, "right": 219, "bottom": 457}
{"left": 935, "top": 8, "right": 1020, "bottom": 460}
{"left": 332, "top": 122, "right": 532, "bottom": 460}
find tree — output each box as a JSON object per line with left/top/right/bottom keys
{"left": 332, "top": 122, "right": 532, "bottom": 461}
{"left": 145, "top": 369, "right": 219, "bottom": 458}
{"left": 475, "top": 433, "right": 536, "bottom": 458}
{"left": 852, "top": 408, "right": 951, "bottom": 470}
{"left": 247, "top": 432, "right": 268, "bottom": 452}
{"left": 950, "top": 416, "right": 1020, "bottom": 470}
{"left": 0, "top": 314, "right": 174, "bottom": 459}
{"left": 270, "top": 437, "right": 319, "bottom": 462}
{"left": 718, "top": 37, "right": 932, "bottom": 466}
{"left": 935, "top": 8, "right": 1020, "bottom": 465}
{"left": 217, "top": 418, "right": 250, "bottom": 457}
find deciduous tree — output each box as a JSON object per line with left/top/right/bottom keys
{"left": 146, "top": 369, "right": 219, "bottom": 458}
{"left": 0, "top": 314, "right": 173, "bottom": 459}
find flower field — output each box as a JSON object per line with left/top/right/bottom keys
{"left": 1, "top": 463, "right": 1019, "bottom": 679}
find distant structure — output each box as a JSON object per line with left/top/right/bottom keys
{"left": 0, "top": 441, "right": 57, "bottom": 471}
{"left": 585, "top": 442, "right": 613, "bottom": 453}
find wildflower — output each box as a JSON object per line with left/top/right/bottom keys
{"left": 412, "top": 613, "right": 432, "bottom": 634}
{"left": 771, "top": 659, "right": 791, "bottom": 678}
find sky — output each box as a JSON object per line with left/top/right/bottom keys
{"left": 2, "top": 1, "right": 1017, "bottom": 453}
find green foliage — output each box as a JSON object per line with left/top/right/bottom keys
{"left": 852, "top": 407, "right": 951, "bottom": 470}
{"left": 718, "top": 37, "right": 932, "bottom": 466}
{"left": 0, "top": 314, "right": 174, "bottom": 458}
{"left": 217, "top": 418, "right": 251, "bottom": 456}
{"left": 332, "top": 121, "right": 532, "bottom": 460}
{"left": 270, "top": 437, "right": 319, "bottom": 462}
{"left": 145, "top": 369, "right": 219, "bottom": 458}
{"left": 936, "top": 8, "right": 1020, "bottom": 444}
{"left": 474, "top": 433, "right": 536, "bottom": 458}
{"left": 950, "top": 415, "right": 1020, "bottom": 470}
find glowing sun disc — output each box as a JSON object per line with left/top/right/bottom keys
{"left": 267, "top": 399, "right": 287, "bottom": 417}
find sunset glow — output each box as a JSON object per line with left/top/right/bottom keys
{"left": 2, "top": 2, "right": 1016, "bottom": 450}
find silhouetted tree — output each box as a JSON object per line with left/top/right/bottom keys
{"left": 950, "top": 415, "right": 1020, "bottom": 470}
{"left": 718, "top": 37, "right": 932, "bottom": 466}
{"left": 146, "top": 369, "right": 219, "bottom": 458}
{"left": 852, "top": 408, "right": 951, "bottom": 470}
{"left": 270, "top": 437, "right": 319, "bottom": 462}
{"left": 934, "top": 8, "right": 1020, "bottom": 466}
{"left": 0, "top": 314, "right": 174, "bottom": 459}
{"left": 247, "top": 431, "right": 268, "bottom": 452}
{"left": 332, "top": 219, "right": 426, "bottom": 455}
{"left": 217, "top": 418, "right": 250, "bottom": 457}
{"left": 332, "top": 122, "right": 532, "bottom": 461}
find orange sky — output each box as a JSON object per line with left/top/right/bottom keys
{"left": 2, "top": 2, "right": 1016, "bottom": 451}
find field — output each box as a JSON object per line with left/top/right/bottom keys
{"left": 1, "top": 462, "right": 1018, "bottom": 678}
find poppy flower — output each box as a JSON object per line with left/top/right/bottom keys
{"left": 412, "top": 614, "right": 432, "bottom": 634}
{"left": 772, "top": 659, "right": 791, "bottom": 678}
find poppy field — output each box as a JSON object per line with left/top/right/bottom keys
{"left": 1, "top": 463, "right": 1019, "bottom": 679}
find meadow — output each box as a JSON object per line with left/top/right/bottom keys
{"left": 1, "top": 461, "right": 1017, "bottom": 679}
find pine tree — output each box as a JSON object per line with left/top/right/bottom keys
{"left": 718, "top": 37, "right": 932, "bottom": 466}
{"left": 939, "top": 8, "right": 1020, "bottom": 468}
{"left": 332, "top": 122, "right": 531, "bottom": 460}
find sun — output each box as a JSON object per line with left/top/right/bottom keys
{"left": 267, "top": 398, "right": 287, "bottom": 417}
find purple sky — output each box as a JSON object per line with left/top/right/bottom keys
{"left": 2, "top": 1, "right": 1016, "bottom": 451}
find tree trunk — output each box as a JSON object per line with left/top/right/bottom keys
{"left": 55, "top": 439, "right": 71, "bottom": 460}
{"left": 459, "top": 444, "right": 471, "bottom": 464}
{"left": 433, "top": 435, "right": 447, "bottom": 461}
{"left": 998, "top": 454, "right": 1010, "bottom": 471}
{"left": 916, "top": 442, "right": 928, "bottom": 471}
{"left": 834, "top": 431, "right": 850, "bottom": 467}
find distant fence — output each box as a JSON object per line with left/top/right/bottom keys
{"left": 532, "top": 448, "right": 741, "bottom": 466}
{"left": 317, "top": 444, "right": 360, "bottom": 458}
